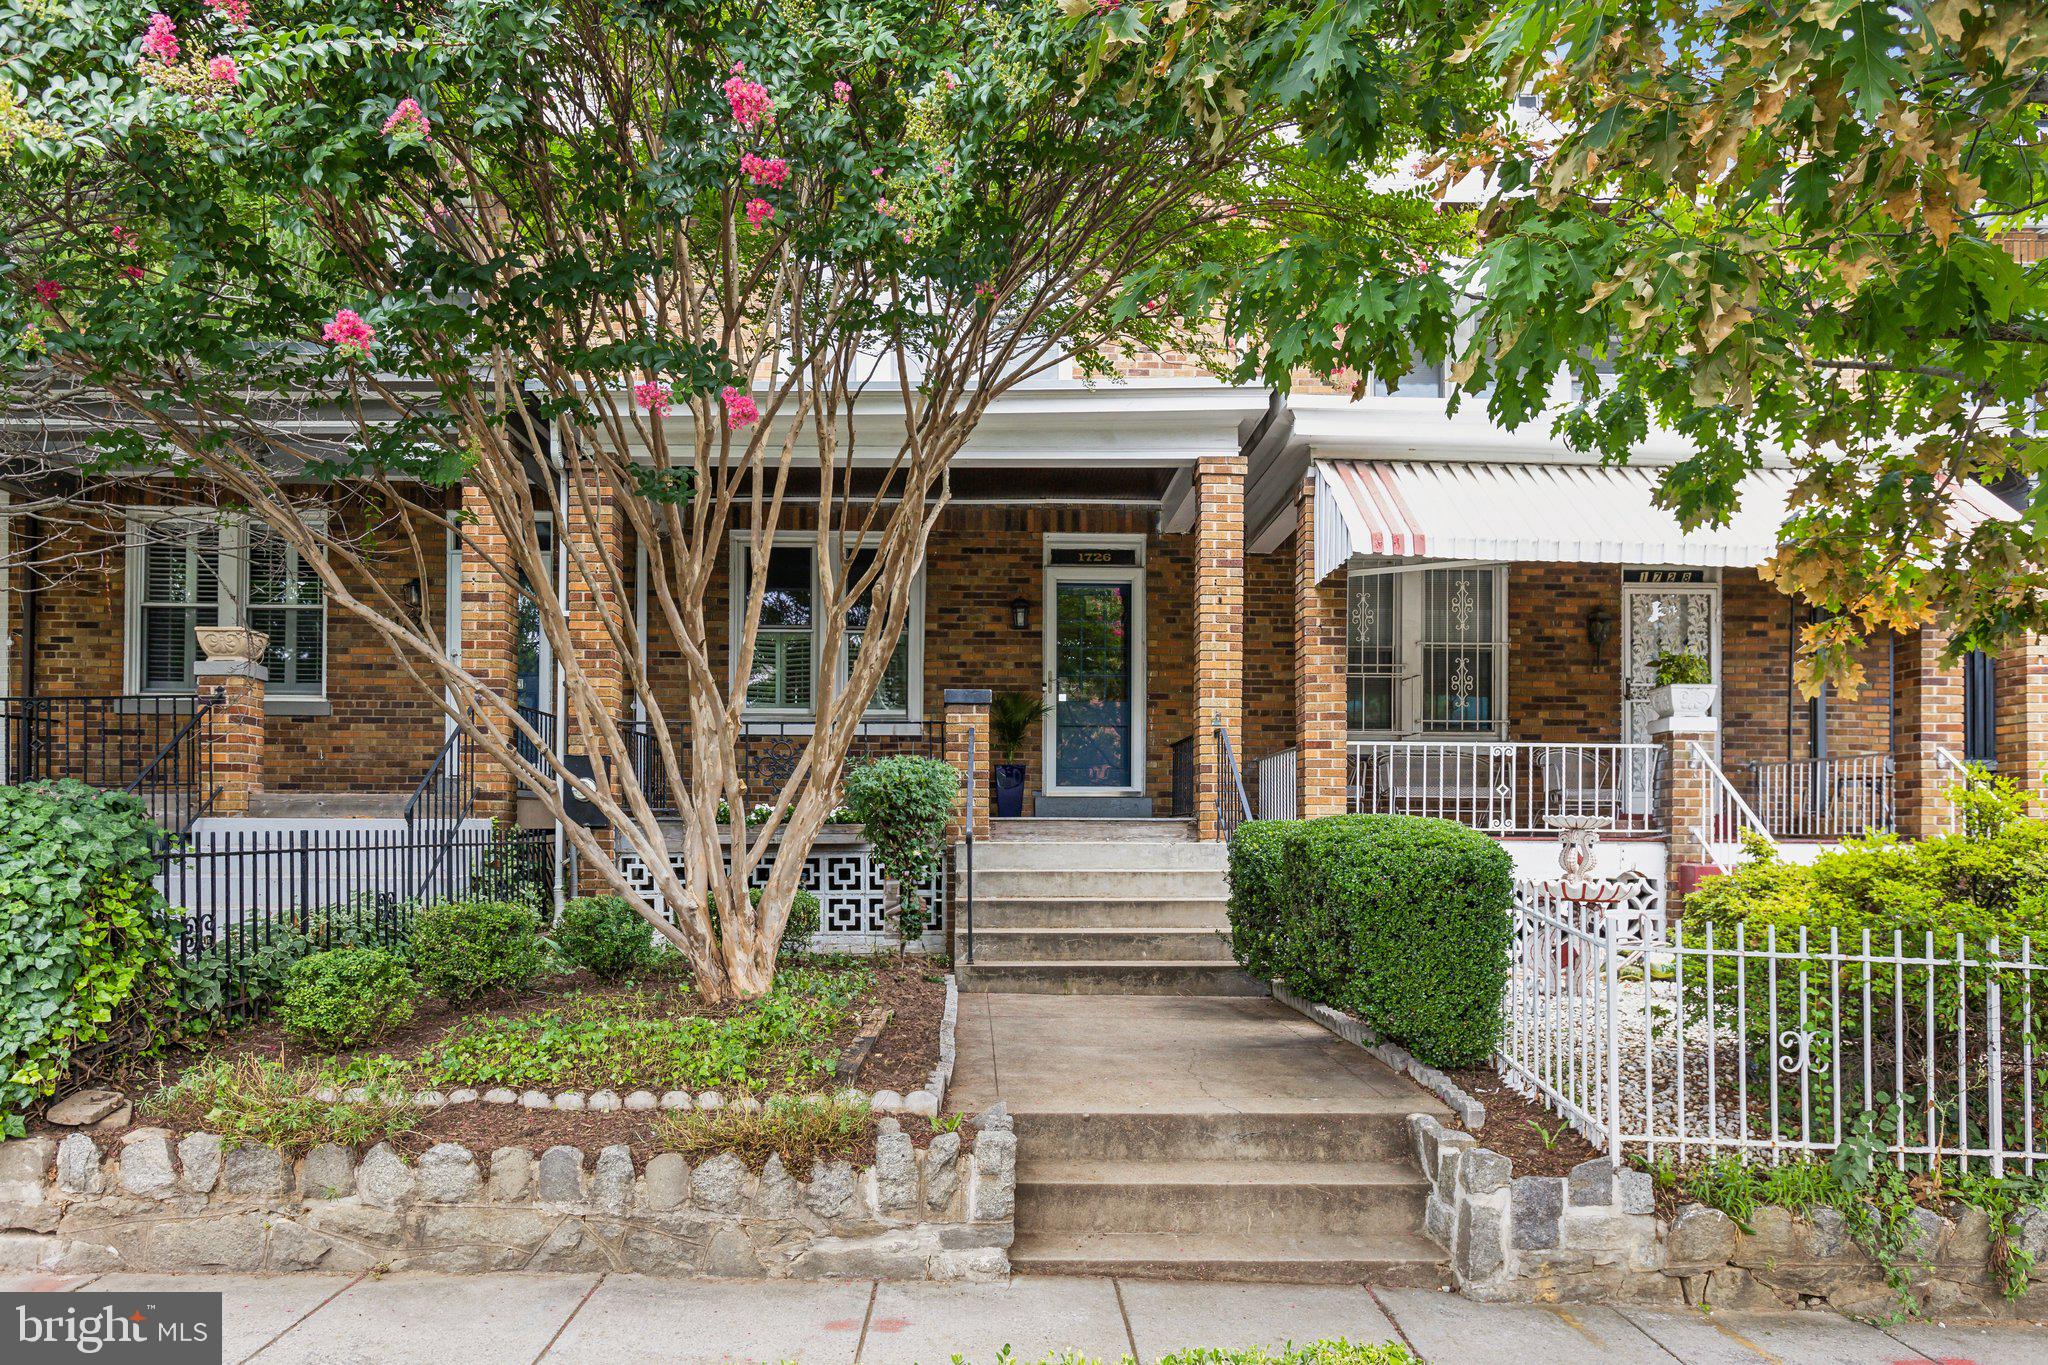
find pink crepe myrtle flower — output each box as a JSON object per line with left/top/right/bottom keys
{"left": 207, "top": 55, "right": 240, "bottom": 84}
{"left": 935, "top": 158, "right": 953, "bottom": 177}
{"left": 322, "top": 308, "right": 375, "bottom": 360}
{"left": 110, "top": 225, "right": 137, "bottom": 248}
{"left": 740, "top": 152, "right": 788, "bottom": 188}
{"left": 744, "top": 197, "right": 775, "bottom": 226}
{"left": 123, "top": 265, "right": 146, "bottom": 281}
{"left": 721, "top": 386, "right": 759, "bottom": 430}
{"left": 141, "top": 13, "right": 179, "bottom": 63}
{"left": 723, "top": 72, "right": 772, "bottom": 129}
{"left": 31, "top": 280, "right": 60, "bottom": 304}
{"left": 900, "top": 229, "right": 914, "bottom": 244}
{"left": 380, "top": 98, "right": 432, "bottom": 147}
{"left": 1095, "top": 0, "right": 1122, "bottom": 12}
{"left": 206, "top": 0, "right": 251, "bottom": 24}
{"left": 832, "top": 80, "right": 851, "bottom": 103}
{"left": 939, "top": 71, "right": 959, "bottom": 91}
{"left": 875, "top": 197, "right": 892, "bottom": 216}
{"left": 633, "top": 380, "right": 671, "bottom": 415}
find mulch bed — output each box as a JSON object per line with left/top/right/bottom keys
{"left": 1447, "top": 1067, "right": 1602, "bottom": 1177}
{"left": 29, "top": 956, "right": 953, "bottom": 1153}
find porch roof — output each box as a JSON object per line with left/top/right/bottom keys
{"left": 1309, "top": 460, "right": 2016, "bottom": 581}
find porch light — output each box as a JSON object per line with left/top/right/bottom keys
{"left": 1585, "top": 604, "right": 1616, "bottom": 665}
{"left": 403, "top": 577, "right": 424, "bottom": 620}
{"left": 1010, "top": 597, "right": 1032, "bottom": 632}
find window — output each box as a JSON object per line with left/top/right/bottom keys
{"left": 127, "top": 513, "right": 327, "bottom": 696}
{"left": 1964, "top": 649, "right": 1997, "bottom": 767}
{"left": 1344, "top": 564, "right": 1507, "bottom": 735}
{"left": 736, "top": 541, "right": 921, "bottom": 718}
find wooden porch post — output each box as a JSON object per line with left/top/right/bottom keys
{"left": 1895, "top": 626, "right": 1966, "bottom": 839}
{"left": 1194, "top": 453, "right": 1246, "bottom": 838}
{"left": 1293, "top": 474, "right": 1347, "bottom": 818}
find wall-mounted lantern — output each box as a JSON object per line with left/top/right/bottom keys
{"left": 1010, "top": 597, "right": 1032, "bottom": 632}
{"left": 1585, "top": 605, "right": 1616, "bottom": 666}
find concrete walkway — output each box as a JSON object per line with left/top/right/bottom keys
{"left": 9, "top": 1269, "right": 2047, "bottom": 1362}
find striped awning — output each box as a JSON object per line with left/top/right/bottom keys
{"left": 1310, "top": 460, "right": 2016, "bottom": 581}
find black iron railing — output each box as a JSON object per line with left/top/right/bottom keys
{"left": 963, "top": 721, "right": 977, "bottom": 964}
{"left": 1216, "top": 720, "right": 1254, "bottom": 842}
{"left": 1, "top": 694, "right": 222, "bottom": 831}
{"left": 122, "top": 698, "right": 222, "bottom": 834}
{"left": 403, "top": 718, "right": 477, "bottom": 898}
{"left": 514, "top": 705, "right": 557, "bottom": 776}
{"left": 620, "top": 716, "right": 946, "bottom": 817}
{"left": 156, "top": 826, "right": 554, "bottom": 1022}
{"left": 1169, "top": 735, "right": 1196, "bottom": 820}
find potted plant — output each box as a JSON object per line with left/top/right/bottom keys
{"left": 989, "top": 691, "right": 1047, "bottom": 819}
{"left": 1647, "top": 650, "right": 1715, "bottom": 722}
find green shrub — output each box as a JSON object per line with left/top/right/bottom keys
{"left": 278, "top": 948, "right": 418, "bottom": 1049}
{"left": 1226, "top": 814, "right": 1513, "bottom": 1067}
{"left": 750, "top": 885, "right": 823, "bottom": 961}
{"left": 1650, "top": 650, "right": 1711, "bottom": 685}
{"left": 843, "top": 755, "right": 959, "bottom": 942}
{"left": 0, "top": 781, "right": 187, "bottom": 1137}
{"left": 407, "top": 900, "right": 546, "bottom": 1002}
{"left": 554, "top": 895, "right": 661, "bottom": 980}
{"left": 178, "top": 899, "right": 414, "bottom": 1024}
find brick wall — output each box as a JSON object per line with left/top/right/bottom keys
{"left": 1245, "top": 541, "right": 1296, "bottom": 761}
{"left": 14, "top": 490, "right": 450, "bottom": 794}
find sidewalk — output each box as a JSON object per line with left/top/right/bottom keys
{"left": 8, "top": 1270, "right": 2047, "bottom": 1364}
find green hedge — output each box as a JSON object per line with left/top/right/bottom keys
{"left": 1226, "top": 814, "right": 1513, "bottom": 1067}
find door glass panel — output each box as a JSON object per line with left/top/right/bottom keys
{"left": 1053, "top": 581, "right": 1133, "bottom": 789}
{"left": 1622, "top": 587, "right": 1717, "bottom": 746}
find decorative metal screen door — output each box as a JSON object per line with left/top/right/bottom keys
{"left": 1043, "top": 564, "right": 1145, "bottom": 793}
{"left": 1621, "top": 582, "right": 1721, "bottom": 754}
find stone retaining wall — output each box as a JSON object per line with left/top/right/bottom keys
{"left": 0, "top": 1112, "right": 1015, "bottom": 1280}
{"left": 1409, "top": 1114, "right": 2048, "bottom": 1317}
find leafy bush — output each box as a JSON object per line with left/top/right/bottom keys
{"left": 278, "top": 948, "right": 418, "bottom": 1049}
{"left": 843, "top": 755, "right": 959, "bottom": 942}
{"left": 0, "top": 781, "right": 186, "bottom": 1136}
{"left": 554, "top": 896, "right": 661, "bottom": 980}
{"left": 144, "top": 1055, "right": 417, "bottom": 1153}
{"left": 657, "top": 1094, "right": 872, "bottom": 1173}
{"left": 750, "top": 885, "right": 823, "bottom": 961}
{"left": 407, "top": 899, "right": 547, "bottom": 1002}
{"left": 1225, "top": 815, "right": 1513, "bottom": 1067}
{"left": 1650, "top": 650, "right": 1711, "bottom": 685}
{"left": 177, "top": 899, "right": 413, "bottom": 1025}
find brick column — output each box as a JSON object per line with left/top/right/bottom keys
{"left": 559, "top": 456, "right": 629, "bottom": 762}
{"left": 1895, "top": 627, "right": 1966, "bottom": 839}
{"left": 1995, "top": 636, "right": 2048, "bottom": 808}
{"left": 1293, "top": 476, "right": 1348, "bottom": 817}
{"left": 194, "top": 626, "right": 267, "bottom": 817}
{"left": 1194, "top": 453, "right": 1246, "bottom": 839}
{"left": 459, "top": 483, "right": 521, "bottom": 822}
{"left": 1655, "top": 718, "right": 1718, "bottom": 912}
{"left": 944, "top": 689, "right": 992, "bottom": 841}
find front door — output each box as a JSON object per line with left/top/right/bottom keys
{"left": 1621, "top": 580, "right": 1721, "bottom": 748}
{"left": 1044, "top": 564, "right": 1146, "bottom": 794}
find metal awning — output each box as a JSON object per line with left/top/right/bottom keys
{"left": 1310, "top": 460, "right": 2016, "bottom": 581}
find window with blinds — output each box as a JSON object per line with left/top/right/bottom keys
{"left": 245, "top": 524, "right": 325, "bottom": 695}
{"left": 744, "top": 545, "right": 815, "bottom": 711}
{"left": 138, "top": 521, "right": 223, "bottom": 692}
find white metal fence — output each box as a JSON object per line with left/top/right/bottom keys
{"left": 1687, "top": 740, "right": 1774, "bottom": 869}
{"left": 1349, "top": 740, "right": 1663, "bottom": 835}
{"left": 1257, "top": 747, "right": 1298, "bottom": 819}
{"left": 1742, "top": 753, "right": 1895, "bottom": 839}
{"left": 1501, "top": 878, "right": 2048, "bottom": 1174}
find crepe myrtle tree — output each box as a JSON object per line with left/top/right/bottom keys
{"left": 0, "top": 0, "right": 1482, "bottom": 1000}
{"left": 1222, "top": 0, "right": 2048, "bottom": 694}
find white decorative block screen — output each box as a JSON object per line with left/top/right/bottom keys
{"left": 616, "top": 841, "right": 947, "bottom": 954}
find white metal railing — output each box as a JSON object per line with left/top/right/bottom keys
{"left": 1501, "top": 880, "right": 2048, "bottom": 1174}
{"left": 1347, "top": 740, "right": 1663, "bottom": 835}
{"left": 1743, "top": 753, "right": 1895, "bottom": 839}
{"left": 1687, "top": 740, "right": 1773, "bottom": 868}
{"left": 1257, "top": 747, "right": 1298, "bottom": 819}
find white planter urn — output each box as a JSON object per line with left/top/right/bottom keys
{"left": 194, "top": 625, "right": 269, "bottom": 664}
{"left": 1648, "top": 682, "right": 1716, "bottom": 724}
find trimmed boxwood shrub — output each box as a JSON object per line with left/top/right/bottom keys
{"left": 407, "top": 899, "right": 546, "bottom": 1002}
{"left": 278, "top": 947, "right": 417, "bottom": 1049}
{"left": 554, "top": 895, "right": 661, "bottom": 980}
{"left": 1226, "top": 814, "right": 1513, "bottom": 1068}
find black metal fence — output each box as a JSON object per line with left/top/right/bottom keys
{"left": 1170, "top": 735, "right": 1195, "bottom": 820}
{"left": 2, "top": 694, "right": 220, "bottom": 830}
{"left": 620, "top": 717, "right": 945, "bottom": 817}
{"left": 156, "top": 825, "right": 554, "bottom": 1020}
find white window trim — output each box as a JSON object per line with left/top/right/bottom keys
{"left": 123, "top": 508, "right": 330, "bottom": 700}
{"left": 728, "top": 533, "right": 926, "bottom": 723}
{"left": 1346, "top": 562, "right": 1508, "bottom": 739}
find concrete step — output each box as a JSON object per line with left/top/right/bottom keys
{"left": 1031, "top": 795, "right": 1157, "bottom": 818}
{"left": 1016, "top": 1159, "right": 1429, "bottom": 1238}
{"left": 1011, "top": 1109, "right": 1417, "bottom": 1164}
{"left": 967, "top": 896, "right": 1231, "bottom": 930}
{"left": 988, "top": 818, "right": 1195, "bottom": 842}
{"left": 1007, "top": 1229, "right": 1449, "bottom": 1285}
{"left": 245, "top": 791, "right": 414, "bottom": 819}
{"left": 972, "top": 840, "right": 1227, "bottom": 872}
{"left": 969, "top": 927, "right": 1233, "bottom": 964}
{"left": 975, "top": 868, "right": 1228, "bottom": 900}
{"left": 955, "top": 961, "right": 1267, "bottom": 996}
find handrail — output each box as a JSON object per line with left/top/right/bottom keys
{"left": 1686, "top": 739, "right": 1774, "bottom": 869}
{"left": 1934, "top": 745, "right": 1974, "bottom": 784}
{"left": 964, "top": 722, "right": 976, "bottom": 965}
{"left": 121, "top": 696, "right": 221, "bottom": 833}
{"left": 1215, "top": 720, "right": 1253, "bottom": 840}
{"left": 403, "top": 723, "right": 467, "bottom": 830}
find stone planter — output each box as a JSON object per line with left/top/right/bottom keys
{"left": 1647, "top": 682, "right": 1715, "bottom": 723}
{"left": 194, "top": 626, "right": 269, "bottom": 663}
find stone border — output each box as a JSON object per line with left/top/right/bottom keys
{"left": 1270, "top": 982, "right": 1485, "bottom": 1128}
{"left": 0, "top": 1106, "right": 1015, "bottom": 1280}
{"left": 309, "top": 974, "right": 962, "bottom": 1119}
{"left": 1407, "top": 1113, "right": 2048, "bottom": 1317}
